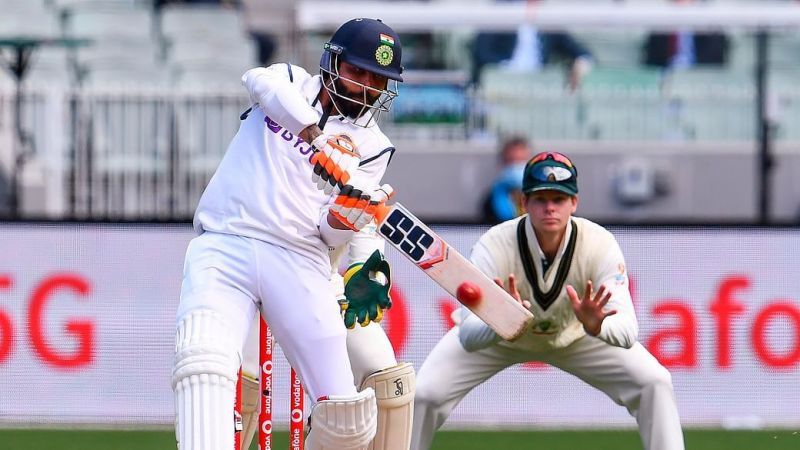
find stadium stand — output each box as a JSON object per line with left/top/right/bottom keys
{"left": 1, "top": 0, "right": 800, "bottom": 220}
{"left": 160, "top": 4, "right": 256, "bottom": 87}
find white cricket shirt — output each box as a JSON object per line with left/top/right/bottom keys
{"left": 465, "top": 215, "right": 639, "bottom": 351}
{"left": 193, "top": 64, "right": 395, "bottom": 271}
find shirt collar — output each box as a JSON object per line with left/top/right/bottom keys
{"left": 527, "top": 216, "right": 574, "bottom": 262}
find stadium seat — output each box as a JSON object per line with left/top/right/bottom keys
{"left": 0, "top": 0, "right": 51, "bottom": 14}
{"left": 22, "top": 48, "right": 74, "bottom": 87}
{"left": 0, "top": 3, "right": 60, "bottom": 37}
{"left": 171, "top": 95, "right": 247, "bottom": 215}
{"left": 75, "top": 38, "right": 165, "bottom": 87}
{"left": 768, "top": 69, "right": 800, "bottom": 141}
{"left": 167, "top": 38, "right": 256, "bottom": 88}
{"left": 664, "top": 68, "right": 755, "bottom": 140}
{"left": 586, "top": 67, "right": 662, "bottom": 88}
{"left": 159, "top": 4, "right": 245, "bottom": 42}
{"left": 578, "top": 68, "right": 668, "bottom": 139}
{"left": 481, "top": 66, "right": 585, "bottom": 140}
{"left": 49, "top": 0, "right": 140, "bottom": 12}
{"left": 64, "top": 7, "right": 154, "bottom": 40}
{"left": 571, "top": 30, "right": 648, "bottom": 68}
{"left": 582, "top": 93, "right": 671, "bottom": 140}
{"left": 157, "top": 4, "right": 255, "bottom": 88}
{"left": 82, "top": 92, "right": 172, "bottom": 217}
{"left": 167, "top": 39, "right": 255, "bottom": 69}
{"left": 768, "top": 32, "right": 800, "bottom": 70}
{"left": 728, "top": 32, "right": 755, "bottom": 70}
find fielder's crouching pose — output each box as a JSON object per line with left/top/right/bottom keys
{"left": 173, "top": 17, "right": 407, "bottom": 450}
{"left": 238, "top": 226, "right": 415, "bottom": 450}
{"left": 410, "top": 152, "right": 684, "bottom": 450}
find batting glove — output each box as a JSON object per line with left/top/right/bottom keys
{"left": 310, "top": 135, "right": 360, "bottom": 196}
{"left": 330, "top": 182, "right": 394, "bottom": 231}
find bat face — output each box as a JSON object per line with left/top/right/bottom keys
{"left": 377, "top": 203, "right": 534, "bottom": 341}
{"left": 378, "top": 206, "right": 447, "bottom": 269}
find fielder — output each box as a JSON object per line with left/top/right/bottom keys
{"left": 410, "top": 152, "right": 684, "bottom": 450}
{"left": 238, "top": 228, "right": 415, "bottom": 450}
{"left": 173, "top": 18, "right": 407, "bottom": 450}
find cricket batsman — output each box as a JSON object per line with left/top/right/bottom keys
{"left": 173, "top": 17, "right": 410, "bottom": 450}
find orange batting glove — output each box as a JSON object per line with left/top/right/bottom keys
{"left": 310, "top": 135, "right": 360, "bottom": 196}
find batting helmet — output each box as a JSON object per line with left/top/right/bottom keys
{"left": 320, "top": 18, "right": 403, "bottom": 127}
{"left": 322, "top": 18, "right": 403, "bottom": 82}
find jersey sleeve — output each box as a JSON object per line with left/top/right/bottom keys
{"left": 241, "top": 64, "right": 319, "bottom": 135}
{"left": 469, "top": 237, "right": 503, "bottom": 280}
{"left": 592, "top": 234, "right": 638, "bottom": 349}
{"left": 352, "top": 143, "right": 393, "bottom": 190}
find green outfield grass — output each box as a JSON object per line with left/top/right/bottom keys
{"left": 0, "top": 429, "right": 798, "bottom": 450}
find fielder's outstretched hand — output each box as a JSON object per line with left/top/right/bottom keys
{"left": 340, "top": 250, "right": 392, "bottom": 329}
{"left": 493, "top": 274, "right": 531, "bottom": 309}
{"left": 567, "top": 280, "right": 617, "bottom": 336}
{"left": 310, "top": 135, "right": 360, "bottom": 195}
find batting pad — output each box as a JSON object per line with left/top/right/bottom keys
{"left": 361, "top": 363, "right": 415, "bottom": 450}
{"left": 173, "top": 309, "right": 241, "bottom": 450}
{"left": 305, "top": 388, "right": 378, "bottom": 450}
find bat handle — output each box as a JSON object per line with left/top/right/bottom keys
{"left": 374, "top": 204, "right": 391, "bottom": 224}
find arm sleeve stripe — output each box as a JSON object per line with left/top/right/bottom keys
{"left": 286, "top": 63, "right": 294, "bottom": 82}
{"left": 359, "top": 147, "right": 395, "bottom": 167}
{"left": 239, "top": 107, "right": 252, "bottom": 120}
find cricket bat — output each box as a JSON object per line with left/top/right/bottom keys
{"left": 309, "top": 140, "right": 533, "bottom": 340}
{"left": 374, "top": 203, "right": 534, "bottom": 341}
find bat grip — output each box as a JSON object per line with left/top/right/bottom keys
{"left": 374, "top": 204, "right": 391, "bottom": 224}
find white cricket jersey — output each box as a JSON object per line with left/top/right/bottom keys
{"left": 193, "top": 64, "right": 395, "bottom": 269}
{"left": 468, "top": 215, "right": 638, "bottom": 351}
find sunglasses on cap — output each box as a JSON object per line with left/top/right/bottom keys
{"left": 529, "top": 164, "right": 575, "bottom": 183}
{"left": 528, "top": 152, "right": 574, "bottom": 169}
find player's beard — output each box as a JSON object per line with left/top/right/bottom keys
{"left": 331, "top": 78, "right": 380, "bottom": 120}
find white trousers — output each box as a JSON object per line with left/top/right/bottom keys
{"left": 411, "top": 328, "right": 684, "bottom": 450}
{"left": 177, "top": 231, "right": 357, "bottom": 402}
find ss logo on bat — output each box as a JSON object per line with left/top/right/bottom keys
{"left": 380, "top": 209, "right": 435, "bottom": 262}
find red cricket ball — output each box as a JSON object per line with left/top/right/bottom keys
{"left": 456, "top": 281, "right": 482, "bottom": 307}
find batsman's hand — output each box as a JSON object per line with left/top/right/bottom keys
{"left": 567, "top": 280, "right": 617, "bottom": 336}
{"left": 340, "top": 250, "right": 392, "bottom": 329}
{"left": 310, "top": 134, "right": 360, "bottom": 195}
{"left": 330, "top": 181, "right": 394, "bottom": 231}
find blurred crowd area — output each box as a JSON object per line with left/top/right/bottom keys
{"left": 1, "top": 0, "right": 800, "bottom": 223}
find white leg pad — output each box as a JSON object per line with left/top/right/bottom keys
{"left": 305, "top": 388, "right": 378, "bottom": 450}
{"left": 361, "top": 363, "right": 416, "bottom": 450}
{"left": 173, "top": 309, "right": 242, "bottom": 450}
{"left": 240, "top": 373, "right": 259, "bottom": 450}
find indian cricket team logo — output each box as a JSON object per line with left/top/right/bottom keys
{"left": 375, "top": 44, "right": 394, "bottom": 66}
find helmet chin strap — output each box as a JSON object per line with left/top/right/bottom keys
{"left": 318, "top": 95, "right": 334, "bottom": 131}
